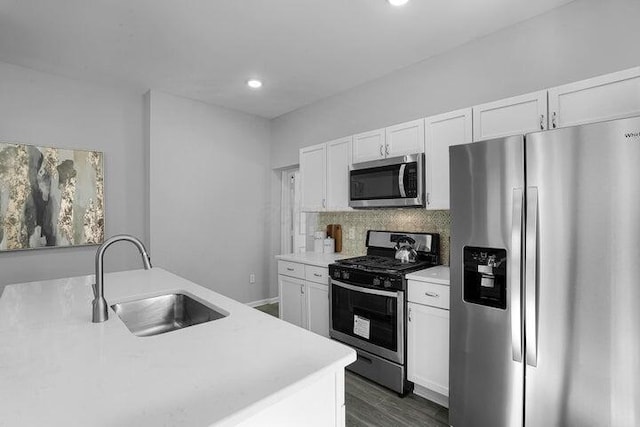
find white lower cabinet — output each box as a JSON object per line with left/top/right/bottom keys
{"left": 407, "top": 303, "right": 449, "bottom": 401}
{"left": 278, "top": 260, "right": 330, "bottom": 337}
{"left": 279, "top": 275, "right": 306, "bottom": 328}
{"left": 306, "top": 282, "right": 330, "bottom": 337}
{"left": 407, "top": 278, "right": 450, "bottom": 408}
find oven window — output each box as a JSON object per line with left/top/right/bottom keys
{"left": 350, "top": 165, "right": 402, "bottom": 200}
{"left": 331, "top": 283, "right": 398, "bottom": 351}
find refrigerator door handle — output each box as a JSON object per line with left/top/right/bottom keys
{"left": 525, "top": 187, "right": 539, "bottom": 367}
{"left": 511, "top": 188, "right": 524, "bottom": 362}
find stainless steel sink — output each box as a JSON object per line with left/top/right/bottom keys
{"left": 111, "top": 293, "right": 227, "bottom": 337}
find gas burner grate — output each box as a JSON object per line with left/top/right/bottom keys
{"left": 336, "top": 255, "right": 432, "bottom": 273}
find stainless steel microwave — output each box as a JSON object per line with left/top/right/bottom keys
{"left": 349, "top": 153, "right": 424, "bottom": 208}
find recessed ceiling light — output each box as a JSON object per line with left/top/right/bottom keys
{"left": 247, "top": 79, "right": 262, "bottom": 89}
{"left": 388, "top": 0, "right": 409, "bottom": 6}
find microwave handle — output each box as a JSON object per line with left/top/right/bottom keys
{"left": 398, "top": 164, "right": 407, "bottom": 198}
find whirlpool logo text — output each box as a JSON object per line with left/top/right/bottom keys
{"left": 624, "top": 131, "right": 640, "bottom": 139}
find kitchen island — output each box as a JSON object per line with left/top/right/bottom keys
{"left": 0, "top": 268, "right": 356, "bottom": 426}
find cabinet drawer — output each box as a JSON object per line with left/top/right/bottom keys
{"left": 278, "top": 261, "right": 305, "bottom": 279}
{"left": 305, "top": 265, "right": 329, "bottom": 284}
{"left": 408, "top": 281, "right": 450, "bottom": 309}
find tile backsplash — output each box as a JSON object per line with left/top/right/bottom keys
{"left": 316, "top": 209, "right": 451, "bottom": 265}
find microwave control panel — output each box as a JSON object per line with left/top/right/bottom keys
{"left": 404, "top": 163, "right": 418, "bottom": 197}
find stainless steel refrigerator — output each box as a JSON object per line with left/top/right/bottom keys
{"left": 449, "top": 116, "right": 640, "bottom": 427}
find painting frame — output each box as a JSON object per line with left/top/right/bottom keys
{"left": 0, "top": 141, "right": 105, "bottom": 252}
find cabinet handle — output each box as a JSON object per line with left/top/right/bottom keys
{"left": 425, "top": 291, "right": 439, "bottom": 298}
{"left": 322, "top": 199, "right": 326, "bottom": 208}
{"left": 552, "top": 112, "right": 557, "bottom": 128}
{"left": 539, "top": 114, "right": 545, "bottom": 130}
{"left": 408, "top": 307, "right": 412, "bottom": 322}
{"left": 313, "top": 273, "right": 322, "bottom": 277}
{"left": 426, "top": 192, "right": 430, "bottom": 206}
{"left": 379, "top": 145, "right": 384, "bottom": 157}
{"left": 301, "top": 285, "right": 305, "bottom": 294}
{"left": 385, "top": 144, "right": 389, "bottom": 156}
{"left": 286, "top": 267, "right": 294, "bottom": 271}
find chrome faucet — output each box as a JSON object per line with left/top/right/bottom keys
{"left": 92, "top": 234, "right": 152, "bottom": 323}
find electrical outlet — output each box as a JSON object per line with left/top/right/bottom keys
{"left": 348, "top": 227, "right": 355, "bottom": 239}
{"left": 249, "top": 273, "right": 256, "bottom": 284}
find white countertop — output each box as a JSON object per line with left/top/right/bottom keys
{"left": 405, "top": 265, "right": 450, "bottom": 285}
{"left": 275, "top": 252, "right": 350, "bottom": 267}
{"left": 0, "top": 268, "right": 355, "bottom": 426}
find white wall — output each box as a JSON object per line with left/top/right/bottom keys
{"left": 271, "top": 0, "right": 640, "bottom": 168}
{"left": 267, "top": 0, "right": 640, "bottom": 296}
{"left": 0, "top": 61, "right": 147, "bottom": 293}
{"left": 149, "top": 91, "right": 273, "bottom": 303}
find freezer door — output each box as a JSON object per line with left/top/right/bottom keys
{"left": 449, "top": 136, "right": 525, "bottom": 427}
{"left": 524, "top": 116, "right": 640, "bottom": 427}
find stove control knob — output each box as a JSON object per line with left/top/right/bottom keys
{"left": 342, "top": 271, "right": 350, "bottom": 280}
{"left": 373, "top": 278, "right": 381, "bottom": 286}
{"left": 333, "top": 270, "right": 340, "bottom": 278}
{"left": 383, "top": 280, "right": 392, "bottom": 288}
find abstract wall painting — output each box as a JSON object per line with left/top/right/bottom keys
{"left": 0, "top": 142, "right": 104, "bottom": 251}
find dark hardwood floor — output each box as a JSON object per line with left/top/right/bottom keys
{"left": 345, "top": 371, "right": 448, "bottom": 427}
{"left": 254, "top": 302, "right": 449, "bottom": 426}
{"left": 254, "top": 302, "right": 279, "bottom": 317}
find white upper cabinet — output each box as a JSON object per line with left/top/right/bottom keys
{"left": 353, "top": 120, "right": 425, "bottom": 164}
{"left": 385, "top": 119, "right": 425, "bottom": 158}
{"left": 425, "top": 108, "right": 473, "bottom": 210}
{"left": 325, "top": 137, "right": 352, "bottom": 211}
{"left": 548, "top": 67, "right": 640, "bottom": 129}
{"left": 352, "top": 128, "right": 385, "bottom": 163}
{"left": 473, "top": 90, "right": 548, "bottom": 141}
{"left": 299, "top": 143, "right": 326, "bottom": 212}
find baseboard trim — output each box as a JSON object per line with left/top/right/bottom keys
{"left": 413, "top": 384, "right": 449, "bottom": 408}
{"left": 246, "top": 296, "right": 279, "bottom": 308}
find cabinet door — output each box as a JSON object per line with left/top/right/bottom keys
{"left": 279, "top": 275, "right": 306, "bottom": 328}
{"left": 385, "top": 119, "right": 425, "bottom": 157}
{"left": 352, "top": 128, "right": 385, "bottom": 163}
{"left": 407, "top": 302, "right": 450, "bottom": 397}
{"left": 325, "top": 137, "right": 352, "bottom": 211}
{"left": 300, "top": 143, "right": 326, "bottom": 212}
{"left": 306, "top": 282, "right": 329, "bottom": 338}
{"left": 548, "top": 67, "right": 640, "bottom": 129}
{"left": 425, "top": 108, "right": 472, "bottom": 210}
{"left": 473, "top": 90, "right": 547, "bottom": 141}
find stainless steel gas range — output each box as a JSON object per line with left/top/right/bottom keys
{"left": 329, "top": 230, "right": 440, "bottom": 395}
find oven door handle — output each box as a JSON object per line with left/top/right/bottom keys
{"left": 331, "top": 279, "right": 400, "bottom": 297}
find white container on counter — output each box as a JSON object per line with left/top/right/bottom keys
{"left": 313, "top": 231, "right": 326, "bottom": 253}
{"left": 323, "top": 237, "right": 335, "bottom": 254}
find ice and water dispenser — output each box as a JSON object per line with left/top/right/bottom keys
{"left": 463, "top": 247, "right": 507, "bottom": 309}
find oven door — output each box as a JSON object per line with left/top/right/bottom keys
{"left": 329, "top": 280, "right": 404, "bottom": 364}
{"left": 349, "top": 153, "right": 424, "bottom": 208}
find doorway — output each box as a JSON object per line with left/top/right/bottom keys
{"left": 280, "top": 168, "right": 306, "bottom": 254}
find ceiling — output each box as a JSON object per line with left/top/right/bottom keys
{"left": 0, "top": 0, "right": 574, "bottom": 118}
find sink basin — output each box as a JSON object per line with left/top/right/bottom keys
{"left": 111, "top": 293, "right": 227, "bottom": 337}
